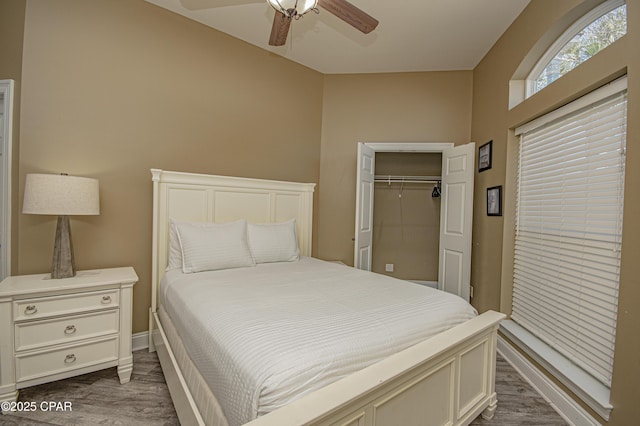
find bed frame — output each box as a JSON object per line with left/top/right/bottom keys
{"left": 149, "top": 168, "right": 505, "bottom": 426}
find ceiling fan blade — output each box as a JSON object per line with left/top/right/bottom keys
{"left": 269, "top": 12, "right": 292, "bottom": 46}
{"left": 317, "top": 0, "right": 378, "bottom": 34}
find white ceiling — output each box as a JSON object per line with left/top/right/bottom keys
{"left": 145, "top": 0, "right": 531, "bottom": 74}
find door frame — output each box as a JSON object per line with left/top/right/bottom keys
{"left": 354, "top": 141, "right": 453, "bottom": 270}
{"left": 358, "top": 142, "right": 453, "bottom": 154}
{"left": 0, "top": 79, "right": 14, "bottom": 281}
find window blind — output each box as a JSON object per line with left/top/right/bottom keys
{"left": 513, "top": 82, "right": 627, "bottom": 387}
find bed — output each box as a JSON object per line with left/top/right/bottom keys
{"left": 148, "top": 169, "right": 505, "bottom": 426}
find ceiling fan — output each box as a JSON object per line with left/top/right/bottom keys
{"left": 267, "top": 0, "right": 378, "bottom": 46}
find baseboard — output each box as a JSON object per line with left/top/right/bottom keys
{"left": 497, "top": 335, "right": 601, "bottom": 426}
{"left": 132, "top": 331, "right": 150, "bottom": 352}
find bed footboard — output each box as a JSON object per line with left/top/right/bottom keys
{"left": 246, "top": 310, "right": 505, "bottom": 426}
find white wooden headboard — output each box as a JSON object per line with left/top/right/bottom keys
{"left": 150, "top": 169, "right": 316, "bottom": 314}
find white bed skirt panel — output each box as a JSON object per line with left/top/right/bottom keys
{"left": 158, "top": 306, "right": 229, "bottom": 426}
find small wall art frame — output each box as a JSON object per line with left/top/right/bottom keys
{"left": 478, "top": 140, "right": 492, "bottom": 172}
{"left": 487, "top": 185, "right": 502, "bottom": 216}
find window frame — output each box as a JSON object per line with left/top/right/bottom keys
{"left": 507, "top": 76, "right": 628, "bottom": 421}
{"left": 526, "top": 0, "right": 626, "bottom": 97}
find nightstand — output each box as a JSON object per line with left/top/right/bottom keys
{"left": 0, "top": 267, "right": 138, "bottom": 406}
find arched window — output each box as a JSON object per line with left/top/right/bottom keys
{"left": 527, "top": 0, "right": 626, "bottom": 95}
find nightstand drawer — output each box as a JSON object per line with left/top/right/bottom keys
{"left": 15, "top": 336, "right": 119, "bottom": 384}
{"left": 15, "top": 309, "right": 119, "bottom": 352}
{"left": 13, "top": 289, "right": 119, "bottom": 321}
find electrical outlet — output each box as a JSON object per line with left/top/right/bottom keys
{"left": 470, "top": 286, "right": 474, "bottom": 298}
{"left": 385, "top": 264, "right": 394, "bottom": 272}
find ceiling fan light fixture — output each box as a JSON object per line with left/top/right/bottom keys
{"left": 267, "top": 0, "right": 318, "bottom": 18}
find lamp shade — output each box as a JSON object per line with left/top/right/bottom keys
{"left": 23, "top": 173, "right": 100, "bottom": 216}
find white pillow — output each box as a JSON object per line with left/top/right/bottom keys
{"left": 167, "top": 218, "right": 184, "bottom": 271}
{"left": 247, "top": 219, "right": 299, "bottom": 264}
{"left": 175, "top": 219, "right": 255, "bottom": 273}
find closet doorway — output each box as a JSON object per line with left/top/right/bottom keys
{"left": 354, "top": 142, "right": 475, "bottom": 301}
{"left": 0, "top": 79, "right": 14, "bottom": 281}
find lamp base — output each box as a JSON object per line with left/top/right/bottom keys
{"left": 51, "top": 215, "right": 76, "bottom": 279}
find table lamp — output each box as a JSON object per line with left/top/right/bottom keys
{"left": 22, "top": 173, "right": 100, "bottom": 279}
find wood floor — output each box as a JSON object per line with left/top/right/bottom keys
{"left": 2, "top": 350, "right": 567, "bottom": 425}
{"left": 470, "top": 356, "right": 567, "bottom": 426}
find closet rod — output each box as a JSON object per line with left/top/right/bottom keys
{"left": 374, "top": 175, "right": 441, "bottom": 184}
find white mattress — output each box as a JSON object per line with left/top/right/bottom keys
{"left": 160, "top": 257, "right": 477, "bottom": 426}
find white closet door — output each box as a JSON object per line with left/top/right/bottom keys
{"left": 354, "top": 143, "right": 375, "bottom": 270}
{"left": 438, "top": 143, "right": 475, "bottom": 301}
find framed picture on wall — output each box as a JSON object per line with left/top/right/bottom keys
{"left": 478, "top": 140, "right": 493, "bottom": 172}
{"left": 487, "top": 186, "right": 502, "bottom": 216}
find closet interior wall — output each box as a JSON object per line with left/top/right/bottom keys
{"left": 372, "top": 152, "right": 442, "bottom": 282}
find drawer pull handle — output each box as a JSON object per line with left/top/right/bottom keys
{"left": 101, "top": 295, "right": 112, "bottom": 304}
{"left": 64, "top": 354, "right": 76, "bottom": 364}
{"left": 64, "top": 325, "right": 77, "bottom": 334}
{"left": 24, "top": 305, "right": 38, "bottom": 315}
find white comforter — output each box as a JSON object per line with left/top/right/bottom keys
{"left": 161, "top": 257, "right": 477, "bottom": 426}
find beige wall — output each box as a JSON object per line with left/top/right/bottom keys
{"left": 471, "top": 0, "right": 639, "bottom": 424}
{"left": 317, "top": 72, "right": 473, "bottom": 264}
{"left": 0, "top": 0, "right": 26, "bottom": 276}
{"left": 372, "top": 153, "right": 441, "bottom": 280}
{"left": 17, "top": 0, "right": 323, "bottom": 333}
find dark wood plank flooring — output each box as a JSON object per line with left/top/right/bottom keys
{"left": 3, "top": 350, "right": 566, "bottom": 425}
{"left": 470, "top": 356, "right": 567, "bottom": 425}
{"left": 2, "top": 350, "right": 178, "bottom": 425}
